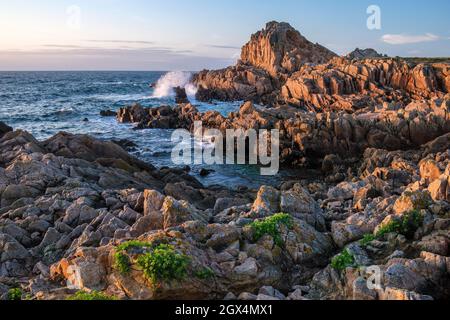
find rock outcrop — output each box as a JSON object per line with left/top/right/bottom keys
{"left": 116, "top": 99, "right": 450, "bottom": 167}
{"left": 194, "top": 64, "right": 278, "bottom": 104}
{"left": 240, "top": 21, "right": 337, "bottom": 77}
{"left": 193, "top": 21, "right": 449, "bottom": 109}
{"left": 281, "top": 58, "right": 450, "bottom": 110}
{"left": 346, "top": 48, "right": 386, "bottom": 60}
{"left": 193, "top": 21, "right": 336, "bottom": 105}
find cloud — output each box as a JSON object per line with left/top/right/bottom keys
{"left": 0, "top": 47, "right": 235, "bottom": 71}
{"left": 43, "top": 44, "right": 88, "bottom": 49}
{"left": 381, "top": 33, "right": 440, "bottom": 45}
{"left": 85, "top": 39, "right": 155, "bottom": 45}
{"left": 205, "top": 44, "right": 241, "bottom": 50}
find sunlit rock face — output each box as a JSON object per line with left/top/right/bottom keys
{"left": 240, "top": 21, "right": 337, "bottom": 77}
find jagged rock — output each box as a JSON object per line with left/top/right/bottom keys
{"left": 393, "top": 190, "right": 432, "bottom": 215}
{"left": 194, "top": 64, "right": 276, "bottom": 104}
{"left": 0, "top": 233, "right": 30, "bottom": 262}
{"left": 420, "top": 159, "right": 442, "bottom": 183}
{"left": 280, "top": 184, "right": 325, "bottom": 230}
{"left": 280, "top": 58, "right": 449, "bottom": 109}
{"left": 0, "top": 121, "right": 13, "bottom": 137}
{"left": 240, "top": 21, "right": 337, "bottom": 76}
{"left": 251, "top": 186, "right": 280, "bottom": 216}
{"left": 346, "top": 48, "right": 385, "bottom": 60}
{"left": 174, "top": 87, "right": 189, "bottom": 104}
{"left": 162, "top": 196, "right": 209, "bottom": 229}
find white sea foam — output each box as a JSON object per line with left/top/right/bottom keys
{"left": 152, "top": 71, "right": 198, "bottom": 98}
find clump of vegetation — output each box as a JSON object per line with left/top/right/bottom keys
{"left": 331, "top": 249, "right": 355, "bottom": 271}
{"left": 116, "top": 240, "right": 152, "bottom": 252}
{"left": 195, "top": 267, "right": 215, "bottom": 280}
{"left": 67, "top": 290, "right": 117, "bottom": 301}
{"left": 114, "top": 251, "right": 132, "bottom": 275}
{"left": 113, "top": 240, "right": 153, "bottom": 275}
{"left": 137, "top": 244, "right": 190, "bottom": 283}
{"left": 7, "top": 288, "right": 22, "bottom": 301}
{"left": 359, "top": 234, "right": 376, "bottom": 247}
{"left": 250, "top": 213, "right": 294, "bottom": 246}
{"left": 376, "top": 210, "right": 424, "bottom": 240}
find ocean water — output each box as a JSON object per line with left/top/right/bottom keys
{"left": 0, "top": 71, "right": 298, "bottom": 188}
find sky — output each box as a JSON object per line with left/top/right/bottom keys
{"left": 0, "top": 0, "right": 449, "bottom": 71}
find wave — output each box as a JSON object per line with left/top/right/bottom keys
{"left": 92, "top": 81, "right": 124, "bottom": 86}
{"left": 89, "top": 93, "right": 151, "bottom": 101}
{"left": 151, "top": 71, "right": 198, "bottom": 98}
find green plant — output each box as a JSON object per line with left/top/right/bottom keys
{"left": 195, "top": 267, "right": 215, "bottom": 280}
{"left": 376, "top": 210, "right": 424, "bottom": 240}
{"left": 113, "top": 240, "right": 153, "bottom": 275}
{"left": 67, "top": 290, "right": 117, "bottom": 301}
{"left": 116, "top": 240, "right": 152, "bottom": 252}
{"left": 250, "top": 213, "right": 294, "bottom": 246}
{"left": 359, "top": 234, "right": 376, "bottom": 247}
{"left": 114, "top": 251, "right": 131, "bottom": 275}
{"left": 137, "top": 244, "right": 190, "bottom": 284}
{"left": 331, "top": 249, "right": 355, "bottom": 271}
{"left": 7, "top": 288, "right": 22, "bottom": 301}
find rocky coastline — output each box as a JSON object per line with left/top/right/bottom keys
{"left": 0, "top": 21, "right": 449, "bottom": 301}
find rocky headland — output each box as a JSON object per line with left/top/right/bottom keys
{"left": 0, "top": 21, "right": 449, "bottom": 301}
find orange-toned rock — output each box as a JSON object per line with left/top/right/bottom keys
{"left": 240, "top": 21, "right": 336, "bottom": 77}
{"left": 420, "top": 159, "right": 442, "bottom": 183}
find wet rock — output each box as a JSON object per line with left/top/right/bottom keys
{"left": 100, "top": 110, "right": 117, "bottom": 117}
{"left": 199, "top": 168, "right": 214, "bottom": 177}
{"left": 174, "top": 87, "right": 189, "bottom": 104}
{"left": 0, "top": 121, "right": 13, "bottom": 137}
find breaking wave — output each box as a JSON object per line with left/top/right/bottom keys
{"left": 151, "top": 71, "right": 197, "bottom": 98}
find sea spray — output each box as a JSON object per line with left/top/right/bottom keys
{"left": 152, "top": 71, "right": 197, "bottom": 98}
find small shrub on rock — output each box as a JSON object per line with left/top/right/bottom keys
{"left": 376, "top": 210, "right": 424, "bottom": 239}
{"left": 114, "top": 252, "right": 131, "bottom": 275}
{"left": 137, "top": 244, "right": 190, "bottom": 284}
{"left": 114, "top": 240, "right": 153, "bottom": 275}
{"left": 7, "top": 288, "right": 22, "bottom": 301}
{"left": 359, "top": 234, "right": 376, "bottom": 247}
{"left": 331, "top": 249, "right": 355, "bottom": 271}
{"left": 250, "top": 213, "right": 293, "bottom": 246}
{"left": 116, "top": 240, "right": 152, "bottom": 252}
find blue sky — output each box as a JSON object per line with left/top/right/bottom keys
{"left": 0, "top": 0, "right": 449, "bottom": 70}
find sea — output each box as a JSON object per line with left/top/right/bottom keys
{"left": 0, "top": 71, "right": 301, "bottom": 189}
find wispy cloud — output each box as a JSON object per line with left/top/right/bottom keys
{"left": 381, "top": 33, "right": 440, "bottom": 45}
{"left": 43, "top": 44, "right": 88, "bottom": 49}
{"left": 205, "top": 44, "right": 241, "bottom": 50}
{"left": 0, "top": 47, "right": 235, "bottom": 71}
{"left": 2, "top": 47, "right": 182, "bottom": 56}
{"left": 85, "top": 39, "right": 155, "bottom": 45}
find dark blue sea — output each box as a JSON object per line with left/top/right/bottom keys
{"left": 0, "top": 71, "right": 298, "bottom": 188}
